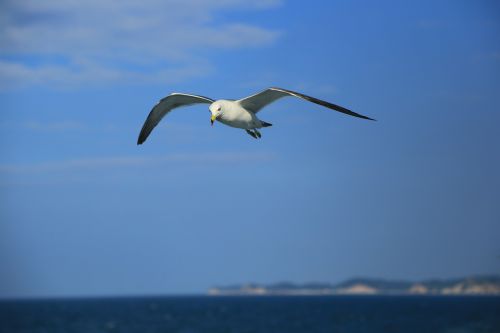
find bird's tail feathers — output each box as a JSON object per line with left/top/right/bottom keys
{"left": 260, "top": 120, "right": 272, "bottom": 127}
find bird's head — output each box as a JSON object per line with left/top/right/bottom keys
{"left": 209, "top": 102, "right": 222, "bottom": 126}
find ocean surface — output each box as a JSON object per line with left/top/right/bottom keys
{"left": 1, "top": 295, "right": 499, "bottom": 333}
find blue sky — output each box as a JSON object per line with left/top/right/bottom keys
{"left": 1, "top": 0, "right": 499, "bottom": 298}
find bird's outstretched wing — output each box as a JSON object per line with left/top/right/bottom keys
{"left": 137, "top": 93, "right": 214, "bottom": 144}
{"left": 237, "top": 87, "right": 375, "bottom": 121}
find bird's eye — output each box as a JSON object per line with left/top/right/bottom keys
{"left": 217, "top": 106, "right": 221, "bottom": 112}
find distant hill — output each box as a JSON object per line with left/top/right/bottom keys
{"left": 208, "top": 275, "right": 500, "bottom": 296}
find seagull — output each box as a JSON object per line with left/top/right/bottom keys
{"left": 137, "top": 87, "right": 375, "bottom": 144}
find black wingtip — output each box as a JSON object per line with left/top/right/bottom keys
{"left": 341, "top": 112, "right": 376, "bottom": 121}
{"left": 271, "top": 87, "right": 376, "bottom": 122}
{"left": 137, "top": 127, "right": 149, "bottom": 145}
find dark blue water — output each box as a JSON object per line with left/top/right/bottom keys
{"left": 1, "top": 296, "right": 499, "bottom": 333}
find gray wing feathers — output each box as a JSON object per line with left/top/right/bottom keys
{"left": 236, "top": 89, "right": 290, "bottom": 113}
{"left": 137, "top": 93, "right": 213, "bottom": 145}
{"left": 238, "top": 87, "right": 375, "bottom": 121}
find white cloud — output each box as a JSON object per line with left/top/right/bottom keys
{"left": 0, "top": 120, "right": 87, "bottom": 131}
{"left": 0, "top": 0, "right": 282, "bottom": 89}
{"left": 23, "top": 120, "right": 85, "bottom": 131}
{"left": 0, "top": 59, "right": 213, "bottom": 90}
{"left": 0, "top": 152, "right": 277, "bottom": 174}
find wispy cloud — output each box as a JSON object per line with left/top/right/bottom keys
{"left": 0, "top": 152, "right": 277, "bottom": 174}
{"left": 0, "top": 59, "right": 213, "bottom": 90}
{"left": 24, "top": 120, "right": 85, "bottom": 131}
{"left": 0, "top": 0, "right": 282, "bottom": 89}
{"left": 0, "top": 120, "right": 86, "bottom": 132}
{"left": 416, "top": 19, "right": 448, "bottom": 30}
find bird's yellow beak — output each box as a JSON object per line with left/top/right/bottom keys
{"left": 210, "top": 114, "right": 216, "bottom": 126}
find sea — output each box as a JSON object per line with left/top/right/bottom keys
{"left": 1, "top": 295, "right": 499, "bottom": 333}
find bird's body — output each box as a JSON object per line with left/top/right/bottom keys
{"left": 137, "top": 87, "right": 374, "bottom": 144}
{"left": 210, "top": 100, "right": 265, "bottom": 129}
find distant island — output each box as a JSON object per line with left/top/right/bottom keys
{"left": 208, "top": 275, "right": 500, "bottom": 296}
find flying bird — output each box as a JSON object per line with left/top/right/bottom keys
{"left": 137, "top": 87, "right": 375, "bottom": 144}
